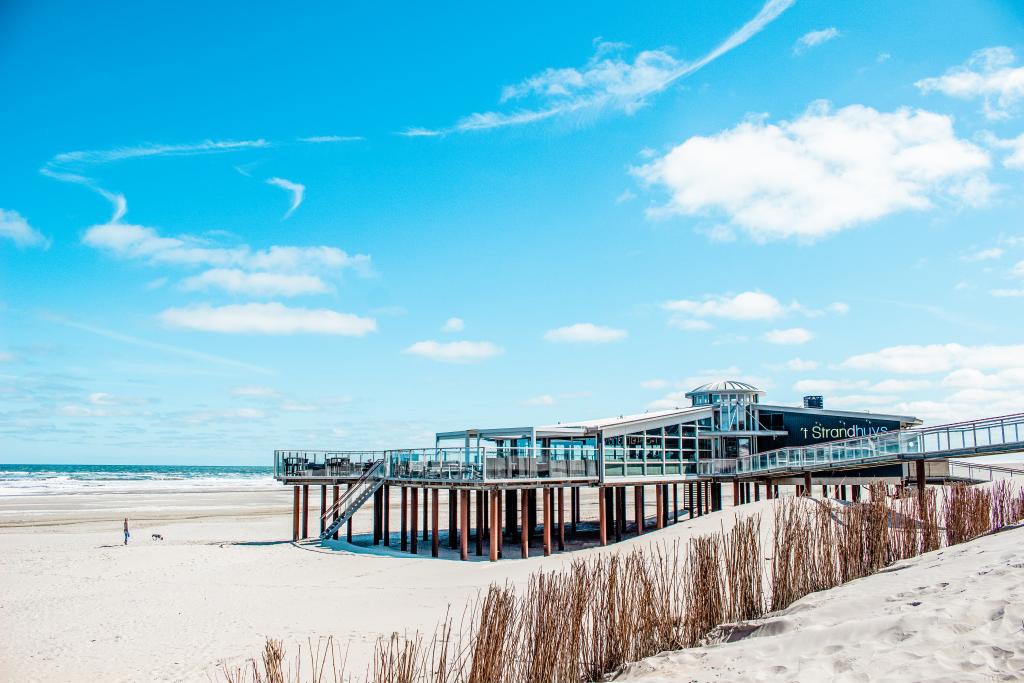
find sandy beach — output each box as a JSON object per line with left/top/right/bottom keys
{"left": 2, "top": 481, "right": 1022, "bottom": 682}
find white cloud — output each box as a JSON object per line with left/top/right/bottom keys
{"left": 793, "top": 27, "right": 840, "bottom": 55}
{"left": 403, "top": 340, "right": 503, "bottom": 363}
{"left": 266, "top": 177, "right": 305, "bottom": 219}
{"left": 647, "top": 391, "right": 691, "bottom": 410}
{"left": 280, "top": 400, "right": 319, "bottom": 412}
{"left": 82, "top": 222, "right": 370, "bottom": 275}
{"left": 543, "top": 323, "right": 627, "bottom": 343}
{"left": 442, "top": 317, "right": 465, "bottom": 332}
{"left": 982, "top": 132, "right": 1024, "bottom": 169}
{"left": 641, "top": 379, "right": 669, "bottom": 390}
{"left": 869, "top": 379, "right": 932, "bottom": 393}
{"left": 634, "top": 102, "right": 992, "bottom": 241}
{"left": 411, "top": 0, "right": 794, "bottom": 133}
{"left": 0, "top": 351, "right": 15, "bottom": 362}
{"left": 232, "top": 386, "right": 277, "bottom": 397}
{"left": 180, "top": 269, "right": 329, "bottom": 297}
{"left": 763, "top": 327, "right": 813, "bottom": 345}
{"left": 940, "top": 367, "right": 1024, "bottom": 390}
{"left": 159, "top": 302, "right": 377, "bottom": 336}
{"left": 786, "top": 358, "right": 819, "bottom": 371}
{"left": 793, "top": 379, "right": 853, "bottom": 393}
{"left": 297, "top": 135, "right": 363, "bottom": 143}
{"left": 668, "top": 318, "right": 714, "bottom": 331}
{"left": 826, "top": 394, "right": 900, "bottom": 409}
{"left": 0, "top": 209, "right": 50, "bottom": 248}
{"left": 842, "top": 343, "right": 1024, "bottom": 374}
{"left": 665, "top": 291, "right": 784, "bottom": 320}
{"left": 991, "top": 288, "right": 1024, "bottom": 297}
{"left": 523, "top": 394, "right": 556, "bottom": 406}
{"left": 916, "top": 46, "right": 1024, "bottom": 119}
{"left": 51, "top": 138, "right": 270, "bottom": 166}
{"left": 961, "top": 247, "right": 1004, "bottom": 262}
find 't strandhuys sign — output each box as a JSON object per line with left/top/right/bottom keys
{"left": 800, "top": 424, "right": 890, "bottom": 440}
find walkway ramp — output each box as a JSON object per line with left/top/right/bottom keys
{"left": 700, "top": 413, "right": 1024, "bottom": 478}
{"left": 320, "top": 459, "right": 385, "bottom": 541}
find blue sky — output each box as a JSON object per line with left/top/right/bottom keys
{"left": 2, "top": 1, "right": 1024, "bottom": 464}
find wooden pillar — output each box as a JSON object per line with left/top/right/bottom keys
{"left": 422, "top": 488, "right": 429, "bottom": 542}
{"left": 449, "top": 489, "right": 458, "bottom": 549}
{"left": 400, "top": 487, "right": 408, "bottom": 551}
{"left": 431, "top": 489, "right": 440, "bottom": 558}
{"left": 528, "top": 490, "right": 538, "bottom": 537}
{"left": 382, "top": 484, "right": 390, "bottom": 546}
{"left": 673, "top": 483, "right": 679, "bottom": 523}
{"left": 505, "top": 490, "right": 517, "bottom": 541}
{"left": 696, "top": 481, "right": 703, "bottom": 517}
{"left": 460, "top": 490, "right": 469, "bottom": 561}
{"left": 840, "top": 485, "right": 847, "bottom": 501}
{"left": 542, "top": 488, "right": 552, "bottom": 557}
{"left": 803, "top": 472, "right": 812, "bottom": 496}
{"left": 754, "top": 483, "right": 760, "bottom": 502}
{"left": 301, "top": 485, "right": 309, "bottom": 539}
{"left": 634, "top": 485, "right": 644, "bottom": 535}
{"left": 346, "top": 483, "right": 353, "bottom": 542}
{"left": 852, "top": 484, "right": 861, "bottom": 501}
{"left": 598, "top": 486, "right": 607, "bottom": 547}
{"left": 292, "top": 486, "right": 300, "bottom": 541}
{"left": 331, "top": 485, "right": 340, "bottom": 540}
{"left": 319, "top": 485, "right": 327, "bottom": 536}
{"left": 489, "top": 490, "right": 499, "bottom": 562}
{"left": 410, "top": 487, "right": 418, "bottom": 554}
{"left": 475, "top": 490, "right": 484, "bottom": 557}
{"left": 372, "top": 488, "right": 382, "bottom": 545}
{"left": 496, "top": 489, "right": 503, "bottom": 557}
{"left": 687, "top": 482, "right": 694, "bottom": 519}
{"left": 570, "top": 487, "right": 578, "bottom": 534}
{"left": 521, "top": 488, "right": 530, "bottom": 558}
{"left": 557, "top": 487, "right": 565, "bottom": 551}
{"left": 605, "top": 487, "right": 616, "bottom": 540}
{"left": 655, "top": 484, "right": 664, "bottom": 530}
{"left": 765, "top": 480, "right": 774, "bottom": 500}
{"left": 733, "top": 480, "right": 740, "bottom": 507}
{"left": 916, "top": 460, "right": 926, "bottom": 493}
{"left": 615, "top": 487, "right": 624, "bottom": 542}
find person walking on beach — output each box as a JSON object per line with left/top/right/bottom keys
{"left": 123, "top": 517, "right": 130, "bottom": 545}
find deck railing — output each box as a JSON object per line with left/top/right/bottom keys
{"left": 387, "top": 447, "right": 600, "bottom": 482}
{"left": 698, "top": 412, "right": 1024, "bottom": 477}
{"left": 274, "top": 450, "right": 385, "bottom": 479}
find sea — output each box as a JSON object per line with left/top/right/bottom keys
{"left": 0, "top": 464, "right": 276, "bottom": 497}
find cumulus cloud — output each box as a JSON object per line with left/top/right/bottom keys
{"left": 982, "top": 131, "right": 1024, "bottom": 169}
{"left": 543, "top": 323, "right": 627, "bottom": 343}
{"left": 523, "top": 394, "right": 556, "bottom": 406}
{"left": 641, "top": 379, "right": 669, "bottom": 390}
{"left": 442, "top": 317, "right": 465, "bottom": 332}
{"left": 403, "top": 340, "right": 503, "bottom": 363}
{"left": 266, "top": 177, "right": 305, "bottom": 219}
{"left": 233, "top": 386, "right": 278, "bottom": 397}
{"left": 634, "top": 102, "right": 992, "bottom": 241}
{"left": 793, "top": 27, "right": 840, "bottom": 55}
{"left": 763, "top": 327, "right": 813, "bottom": 345}
{"left": 0, "top": 209, "right": 50, "bottom": 248}
{"left": 916, "top": 46, "right": 1024, "bottom": 119}
{"left": 408, "top": 0, "right": 794, "bottom": 134}
{"left": 159, "top": 302, "right": 377, "bottom": 336}
{"left": 664, "top": 291, "right": 785, "bottom": 320}
{"left": 786, "top": 358, "right": 819, "bottom": 371}
{"left": 180, "top": 268, "right": 329, "bottom": 297}
{"left": 961, "top": 247, "right": 1004, "bottom": 262}
{"left": 842, "top": 343, "right": 1024, "bottom": 374}
{"left": 83, "top": 222, "right": 370, "bottom": 275}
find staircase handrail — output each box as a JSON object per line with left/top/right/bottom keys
{"left": 321, "top": 458, "right": 384, "bottom": 525}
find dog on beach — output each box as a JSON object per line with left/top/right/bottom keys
{"left": 151, "top": 534, "right": 164, "bottom": 541}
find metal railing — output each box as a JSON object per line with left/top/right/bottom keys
{"left": 387, "top": 446, "right": 600, "bottom": 482}
{"left": 698, "top": 412, "right": 1024, "bottom": 478}
{"left": 274, "top": 450, "right": 385, "bottom": 479}
{"left": 947, "top": 461, "right": 1024, "bottom": 482}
